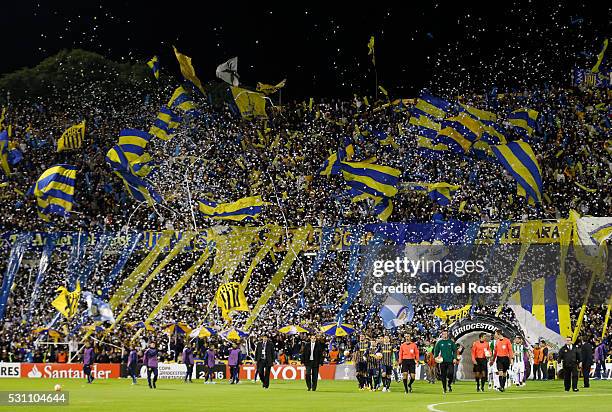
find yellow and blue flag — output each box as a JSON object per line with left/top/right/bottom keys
{"left": 507, "top": 109, "right": 538, "bottom": 141}
{"left": 492, "top": 141, "right": 542, "bottom": 204}
{"left": 340, "top": 161, "right": 400, "bottom": 198}
{"left": 173, "top": 46, "right": 205, "bottom": 94}
{"left": 32, "top": 164, "right": 78, "bottom": 221}
{"left": 149, "top": 107, "right": 182, "bottom": 141}
{"left": 168, "top": 86, "right": 198, "bottom": 115}
{"left": 0, "top": 130, "right": 10, "bottom": 176}
{"left": 510, "top": 275, "right": 572, "bottom": 337}
{"left": 458, "top": 103, "right": 498, "bottom": 122}
{"left": 435, "top": 115, "right": 480, "bottom": 154}
{"left": 412, "top": 182, "right": 460, "bottom": 206}
{"left": 105, "top": 145, "right": 161, "bottom": 204}
{"left": 319, "top": 137, "right": 354, "bottom": 176}
{"left": 57, "top": 121, "right": 86, "bottom": 152}
{"left": 117, "top": 129, "right": 152, "bottom": 165}
{"left": 147, "top": 56, "right": 160, "bottom": 79}
{"left": 413, "top": 93, "right": 452, "bottom": 120}
{"left": 198, "top": 196, "right": 270, "bottom": 221}
{"left": 348, "top": 188, "right": 393, "bottom": 221}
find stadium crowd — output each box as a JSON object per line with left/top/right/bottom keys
{"left": 0, "top": 66, "right": 611, "bottom": 370}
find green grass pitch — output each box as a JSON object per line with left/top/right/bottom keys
{"left": 0, "top": 379, "right": 610, "bottom": 411}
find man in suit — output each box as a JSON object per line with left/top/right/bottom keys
{"left": 255, "top": 334, "right": 274, "bottom": 389}
{"left": 559, "top": 336, "right": 581, "bottom": 392}
{"left": 302, "top": 334, "right": 323, "bottom": 391}
{"left": 579, "top": 337, "right": 594, "bottom": 388}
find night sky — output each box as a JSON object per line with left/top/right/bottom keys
{"left": 1, "top": 1, "right": 610, "bottom": 99}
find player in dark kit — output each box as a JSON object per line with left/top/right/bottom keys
{"left": 379, "top": 335, "right": 394, "bottom": 392}
{"left": 366, "top": 339, "right": 382, "bottom": 391}
{"left": 143, "top": 341, "right": 159, "bottom": 389}
{"left": 353, "top": 335, "right": 369, "bottom": 390}
{"left": 83, "top": 342, "right": 95, "bottom": 384}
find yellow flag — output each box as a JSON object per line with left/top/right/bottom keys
{"left": 592, "top": 38, "right": 609, "bottom": 73}
{"left": 231, "top": 87, "right": 267, "bottom": 119}
{"left": 173, "top": 46, "right": 205, "bottom": 94}
{"left": 367, "top": 36, "right": 375, "bottom": 65}
{"left": 215, "top": 282, "right": 249, "bottom": 321}
{"left": 57, "top": 121, "right": 86, "bottom": 152}
{"left": 256, "top": 79, "right": 286, "bottom": 95}
{"left": 51, "top": 282, "right": 81, "bottom": 319}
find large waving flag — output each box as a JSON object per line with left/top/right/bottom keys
{"left": 168, "top": 86, "right": 198, "bottom": 114}
{"left": 230, "top": 87, "right": 267, "bottom": 119}
{"left": 507, "top": 109, "right": 538, "bottom": 141}
{"left": 149, "top": 107, "right": 182, "bottom": 141}
{"left": 409, "top": 109, "right": 448, "bottom": 158}
{"left": 198, "top": 196, "right": 270, "bottom": 221}
{"left": 413, "top": 93, "right": 452, "bottom": 120}
{"left": 57, "top": 121, "right": 86, "bottom": 152}
{"left": 492, "top": 141, "right": 542, "bottom": 204}
{"left": 340, "top": 161, "right": 400, "bottom": 198}
{"left": 173, "top": 46, "right": 205, "bottom": 94}
{"left": 105, "top": 145, "right": 161, "bottom": 204}
{"left": 117, "top": 129, "right": 152, "bottom": 164}
{"left": 435, "top": 114, "right": 482, "bottom": 154}
{"left": 51, "top": 281, "right": 81, "bottom": 319}
{"left": 459, "top": 103, "right": 498, "bottom": 122}
{"left": 215, "top": 282, "right": 249, "bottom": 321}
{"left": 32, "top": 164, "right": 78, "bottom": 221}
{"left": 379, "top": 293, "right": 414, "bottom": 329}
{"left": 509, "top": 275, "right": 572, "bottom": 346}
{"left": 319, "top": 137, "right": 354, "bottom": 176}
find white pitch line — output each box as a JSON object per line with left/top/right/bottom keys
{"left": 427, "top": 393, "right": 612, "bottom": 412}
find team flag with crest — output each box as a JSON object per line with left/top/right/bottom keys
{"left": 57, "top": 121, "right": 86, "bottom": 152}
{"left": 51, "top": 282, "right": 81, "bottom": 319}
{"left": 215, "top": 282, "right": 249, "bottom": 321}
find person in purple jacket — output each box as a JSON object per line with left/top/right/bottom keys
{"left": 143, "top": 342, "right": 159, "bottom": 389}
{"left": 182, "top": 343, "right": 194, "bottom": 383}
{"left": 127, "top": 347, "right": 139, "bottom": 385}
{"left": 228, "top": 344, "right": 241, "bottom": 384}
{"left": 594, "top": 339, "right": 606, "bottom": 380}
{"left": 204, "top": 346, "right": 216, "bottom": 384}
{"left": 83, "top": 342, "right": 95, "bottom": 384}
